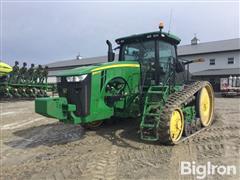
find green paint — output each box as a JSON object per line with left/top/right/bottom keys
{"left": 183, "top": 106, "right": 196, "bottom": 123}
{"left": 35, "top": 61, "right": 141, "bottom": 124}
{"left": 34, "top": 29, "right": 199, "bottom": 143}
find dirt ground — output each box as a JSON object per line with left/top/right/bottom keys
{"left": 0, "top": 97, "right": 239, "bottom": 180}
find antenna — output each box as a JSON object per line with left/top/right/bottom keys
{"left": 168, "top": 9, "right": 173, "bottom": 34}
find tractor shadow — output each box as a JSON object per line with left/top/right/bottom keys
{"left": 5, "top": 118, "right": 158, "bottom": 150}
{"left": 5, "top": 113, "right": 221, "bottom": 150}
{"left": 93, "top": 118, "right": 160, "bottom": 149}
{"left": 5, "top": 122, "right": 85, "bottom": 149}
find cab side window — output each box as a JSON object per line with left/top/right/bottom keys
{"left": 159, "top": 41, "right": 176, "bottom": 62}
{"left": 159, "top": 41, "right": 176, "bottom": 72}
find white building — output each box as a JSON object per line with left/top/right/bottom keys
{"left": 178, "top": 38, "right": 240, "bottom": 91}
{"left": 178, "top": 38, "right": 240, "bottom": 73}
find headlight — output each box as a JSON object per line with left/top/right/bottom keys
{"left": 66, "top": 74, "right": 88, "bottom": 82}
{"left": 66, "top": 76, "right": 74, "bottom": 82}
{"left": 75, "top": 74, "right": 87, "bottom": 81}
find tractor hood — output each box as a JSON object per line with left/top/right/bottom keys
{"left": 58, "top": 65, "right": 98, "bottom": 76}
{"left": 58, "top": 61, "right": 140, "bottom": 77}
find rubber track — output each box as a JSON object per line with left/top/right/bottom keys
{"left": 158, "top": 81, "right": 212, "bottom": 145}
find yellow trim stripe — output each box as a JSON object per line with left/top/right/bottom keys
{"left": 92, "top": 71, "right": 101, "bottom": 75}
{"left": 91, "top": 64, "right": 140, "bottom": 72}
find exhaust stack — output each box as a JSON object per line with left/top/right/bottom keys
{"left": 106, "top": 40, "right": 115, "bottom": 62}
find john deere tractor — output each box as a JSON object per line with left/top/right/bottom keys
{"left": 35, "top": 24, "right": 214, "bottom": 144}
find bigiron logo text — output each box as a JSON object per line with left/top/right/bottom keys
{"left": 180, "top": 161, "right": 238, "bottom": 179}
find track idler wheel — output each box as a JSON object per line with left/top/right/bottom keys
{"left": 159, "top": 108, "right": 184, "bottom": 144}
{"left": 196, "top": 83, "right": 214, "bottom": 127}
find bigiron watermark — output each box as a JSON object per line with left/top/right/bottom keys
{"left": 180, "top": 161, "right": 238, "bottom": 179}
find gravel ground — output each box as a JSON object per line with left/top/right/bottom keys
{"left": 0, "top": 97, "right": 240, "bottom": 180}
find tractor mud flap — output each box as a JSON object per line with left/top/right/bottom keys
{"left": 35, "top": 97, "right": 75, "bottom": 120}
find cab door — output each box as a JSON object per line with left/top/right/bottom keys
{"left": 158, "top": 41, "right": 177, "bottom": 85}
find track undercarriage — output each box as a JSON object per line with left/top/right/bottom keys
{"left": 141, "top": 81, "right": 214, "bottom": 145}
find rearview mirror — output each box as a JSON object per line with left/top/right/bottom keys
{"left": 176, "top": 60, "right": 185, "bottom": 73}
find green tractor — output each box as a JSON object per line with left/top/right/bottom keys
{"left": 35, "top": 24, "right": 214, "bottom": 144}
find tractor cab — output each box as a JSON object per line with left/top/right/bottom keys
{"left": 114, "top": 23, "right": 183, "bottom": 87}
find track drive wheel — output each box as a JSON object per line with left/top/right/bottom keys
{"left": 196, "top": 83, "right": 214, "bottom": 127}
{"left": 159, "top": 108, "right": 184, "bottom": 145}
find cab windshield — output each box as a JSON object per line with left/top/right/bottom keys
{"left": 120, "top": 40, "right": 177, "bottom": 84}
{"left": 120, "top": 40, "right": 176, "bottom": 63}
{"left": 121, "top": 40, "right": 155, "bottom": 61}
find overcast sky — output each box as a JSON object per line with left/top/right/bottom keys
{"left": 1, "top": 1, "right": 239, "bottom": 66}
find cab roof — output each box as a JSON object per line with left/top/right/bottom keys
{"left": 115, "top": 31, "right": 181, "bottom": 45}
